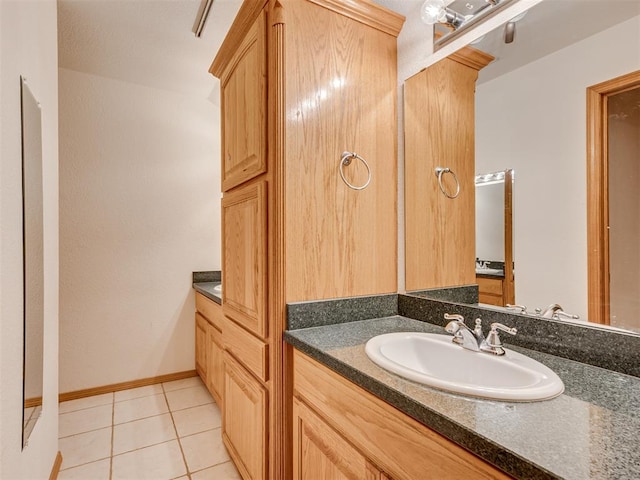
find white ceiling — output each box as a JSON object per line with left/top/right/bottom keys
{"left": 57, "top": 0, "right": 243, "bottom": 103}
{"left": 58, "top": 0, "right": 639, "bottom": 101}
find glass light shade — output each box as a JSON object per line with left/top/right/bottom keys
{"left": 421, "top": 0, "right": 446, "bottom": 25}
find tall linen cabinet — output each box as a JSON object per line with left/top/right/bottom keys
{"left": 210, "top": 1, "right": 403, "bottom": 478}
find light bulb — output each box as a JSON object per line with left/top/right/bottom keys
{"left": 421, "top": 0, "right": 446, "bottom": 25}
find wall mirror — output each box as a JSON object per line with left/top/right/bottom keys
{"left": 21, "top": 77, "right": 45, "bottom": 448}
{"left": 475, "top": 169, "right": 514, "bottom": 306}
{"left": 405, "top": 0, "right": 640, "bottom": 335}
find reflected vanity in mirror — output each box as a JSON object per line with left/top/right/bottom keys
{"left": 405, "top": 0, "right": 640, "bottom": 335}
{"left": 21, "top": 77, "right": 44, "bottom": 448}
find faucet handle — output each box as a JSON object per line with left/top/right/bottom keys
{"left": 506, "top": 304, "right": 528, "bottom": 314}
{"left": 554, "top": 310, "right": 580, "bottom": 320}
{"left": 444, "top": 313, "right": 464, "bottom": 322}
{"left": 491, "top": 322, "right": 517, "bottom": 336}
{"left": 484, "top": 323, "right": 517, "bottom": 354}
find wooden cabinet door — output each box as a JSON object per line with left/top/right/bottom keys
{"left": 222, "top": 181, "right": 267, "bottom": 339}
{"left": 404, "top": 49, "right": 492, "bottom": 291}
{"left": 222, "top": 353, "right": 267, "bottom": 480}
{"left": 293, "top": 397, "right": 381, "bottom": 480}
{"left": 195, "top": 313, "right": 208, "bottom": 380}
{"left": 207, "top": 324, "right": 224, "bottom": 405}
{"left": 220, "top": 11, "right": 266, "bottom": 191}
{"left": 283, "top": 0, "right": 400, "bottom": 301}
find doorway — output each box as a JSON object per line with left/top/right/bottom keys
{"left": 587, "top": 70, "right": 640, "bottom": 330}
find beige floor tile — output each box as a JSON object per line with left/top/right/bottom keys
{"left": 165, "top": 385, "right": 213, "bottom": 412}
{"left": 180, "top": 428, "right": 229, "bottom": 473}
{"left": 162, "top": 376, "right": 203, "bottom": 392}
{"left": 113, "top": 413, "right": 177, "bottom": 455}
{"left": 115, "top": 384, "right": 164, "bottom": 403}
{"left": 58, "top": 458, "right": 110, "bottom": 480}
{"left": 191, "top": 462, "right": 241, "bottom": 480}
{"left": 172, "top": 403, "right": 221, "bottom": 438}
{"left": 59, "top": 393, "right": 113, "bottom": 415}
{"left": 113, "top": 393, "right": 169, "bottom": 425}
{"left": 58, "top": 427, "right": 112, "bottom": 469}
{"left": 59, "top": 404, "right": 113, "bottom": 438}
{"left": 111, "top": 440, "right": 187, "bottom": 480}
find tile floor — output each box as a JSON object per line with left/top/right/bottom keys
{"left": 58, "top": 376, "right": 241, "bottom": 480}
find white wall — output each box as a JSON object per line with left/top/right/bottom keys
{"left": 475, "top": 15, "right": 640, "bottom": 319}
{"left": 59, "top": 68, "right": 220, "bottom": 393}
{"left": 0, "top": 1, "right": 60, "bottom": 478}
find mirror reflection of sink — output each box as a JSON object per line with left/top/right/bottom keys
{"left": 365, "top": 332, "right": 564, "bottom": 401}
{"left": 476, "top": 268, "right": 504, "bottom": 275}
{"left": 213, "top": 284, "right": 222, "bottom": 293}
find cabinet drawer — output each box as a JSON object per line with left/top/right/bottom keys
{"left": 224, "top": 317, "right": 268, "bottom": 382}
{"left": 196, "top": 293, "right": 224, "bottom": 330}
{"left": 477, "top": 276, "right": 504, "bottom": 295}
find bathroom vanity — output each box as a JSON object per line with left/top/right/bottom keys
{"left": 194, "top": 286, "right": 224, "bottom": 406}
{"left": 285, "top": 294, "right": 640, "bottom": 480}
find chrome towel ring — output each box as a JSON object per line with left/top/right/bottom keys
{"left": 339, "top": 151, "right": 371, "bottom": 191}
{"left": 435, "top": 166, "right": 460, "bottom": 199}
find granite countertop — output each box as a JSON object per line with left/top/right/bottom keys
{"left": 193, "top": 282, "right": 222, "bottom": 305}
{"left": 285, "top": 316, "right": 640, "bottom": 480}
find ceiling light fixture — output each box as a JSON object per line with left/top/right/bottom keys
{"left": 421, "top": 0, "right": 466, "bottom": 30}
{"left": 504, "top": 10, "right": 527, "bottom": 44}
{"left": 192, "top": 0, "right": 215, "bottom": 38}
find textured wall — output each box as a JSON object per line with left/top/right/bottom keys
{"left": 0, "top": 1, "right": 60, "bottom": 478}
{"left": 59, "top": 68, "right": 220, "bottom": 393}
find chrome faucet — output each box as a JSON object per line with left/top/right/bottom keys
{"left": 506, "top": 304, "right": 528, "bottom": 315}
{"left": 444, "top": 313, "right": 517, "bottom": 356}
{"left": 444, "top": 313, "right": 483, "bottom": 351}
{"left": 536, "top": 303, "right": 563, "bottom": 318}
{"left": 535, "top": 303, "right": 579, "bottom": 320}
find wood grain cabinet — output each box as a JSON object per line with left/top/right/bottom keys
{"left": 404, "top": 48, "right": 493, "bottom": 291}
{"left": 292, "top": 349, "right": 512, "bottom": 480}
{"left": 221, "top": 181, "right": 267, "bottom": 340}
{"left": 220, "top": 11, "right": 267, "bottom": 192}
{"left": 195, "top": 293, "right": 224, "bottom": 405}
{"left": 195, "top": 313, "right": 208, "bottom": 378}
{"left": 223, "top": 353, "right": 268, "bottom": 480}
{"left": 293, "top": 397, "right": 383, "bottom": 480}
{"left": 477, "top": 275, "right": 507, "bottom": 306}
{"left": 210, "top": 1, "right": 404, "bottom": 477}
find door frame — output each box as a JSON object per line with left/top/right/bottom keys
{"left": 503, "top": 169, "right": 515, "bottom": 305}
{"left": 586, "top": 70, "right": 640, "bottom": 325}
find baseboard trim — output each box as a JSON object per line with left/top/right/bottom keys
{"left": 59, "top": 370, "right": 198, "bottom": 403}
{"left": 24, "top": 396, "right": 43, "bottom": 408}
{"left": 49, "top": 451, "right": 63, "bottom": 480}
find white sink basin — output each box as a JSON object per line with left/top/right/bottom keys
{"left": 365, "top": 332, "right": 564, "bottom": 401}
{"left": 213, "top": 284, "right": 222, "bottom": 293}
{"left": 476, "top": 268, "right": 504, "bottom": 275}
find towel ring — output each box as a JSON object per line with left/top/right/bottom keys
{"left": 339, "top": 151, "right": 371, "bottom": 191}
{"left": 435, "top": 167, "right": 460, "bottom": 199}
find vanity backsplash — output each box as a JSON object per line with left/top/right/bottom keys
{"left": 288, "top": 292, "right": 640, "bottom": 378}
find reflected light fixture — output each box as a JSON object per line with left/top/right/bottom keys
{"left": 192, "top": 0, "right": 215, "bottom": 37}
{"left": 421, "top": 0, "right": 466, "bottom": 29}
{"left": 504, "top": 11, "right": 527, "bottom": 44}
